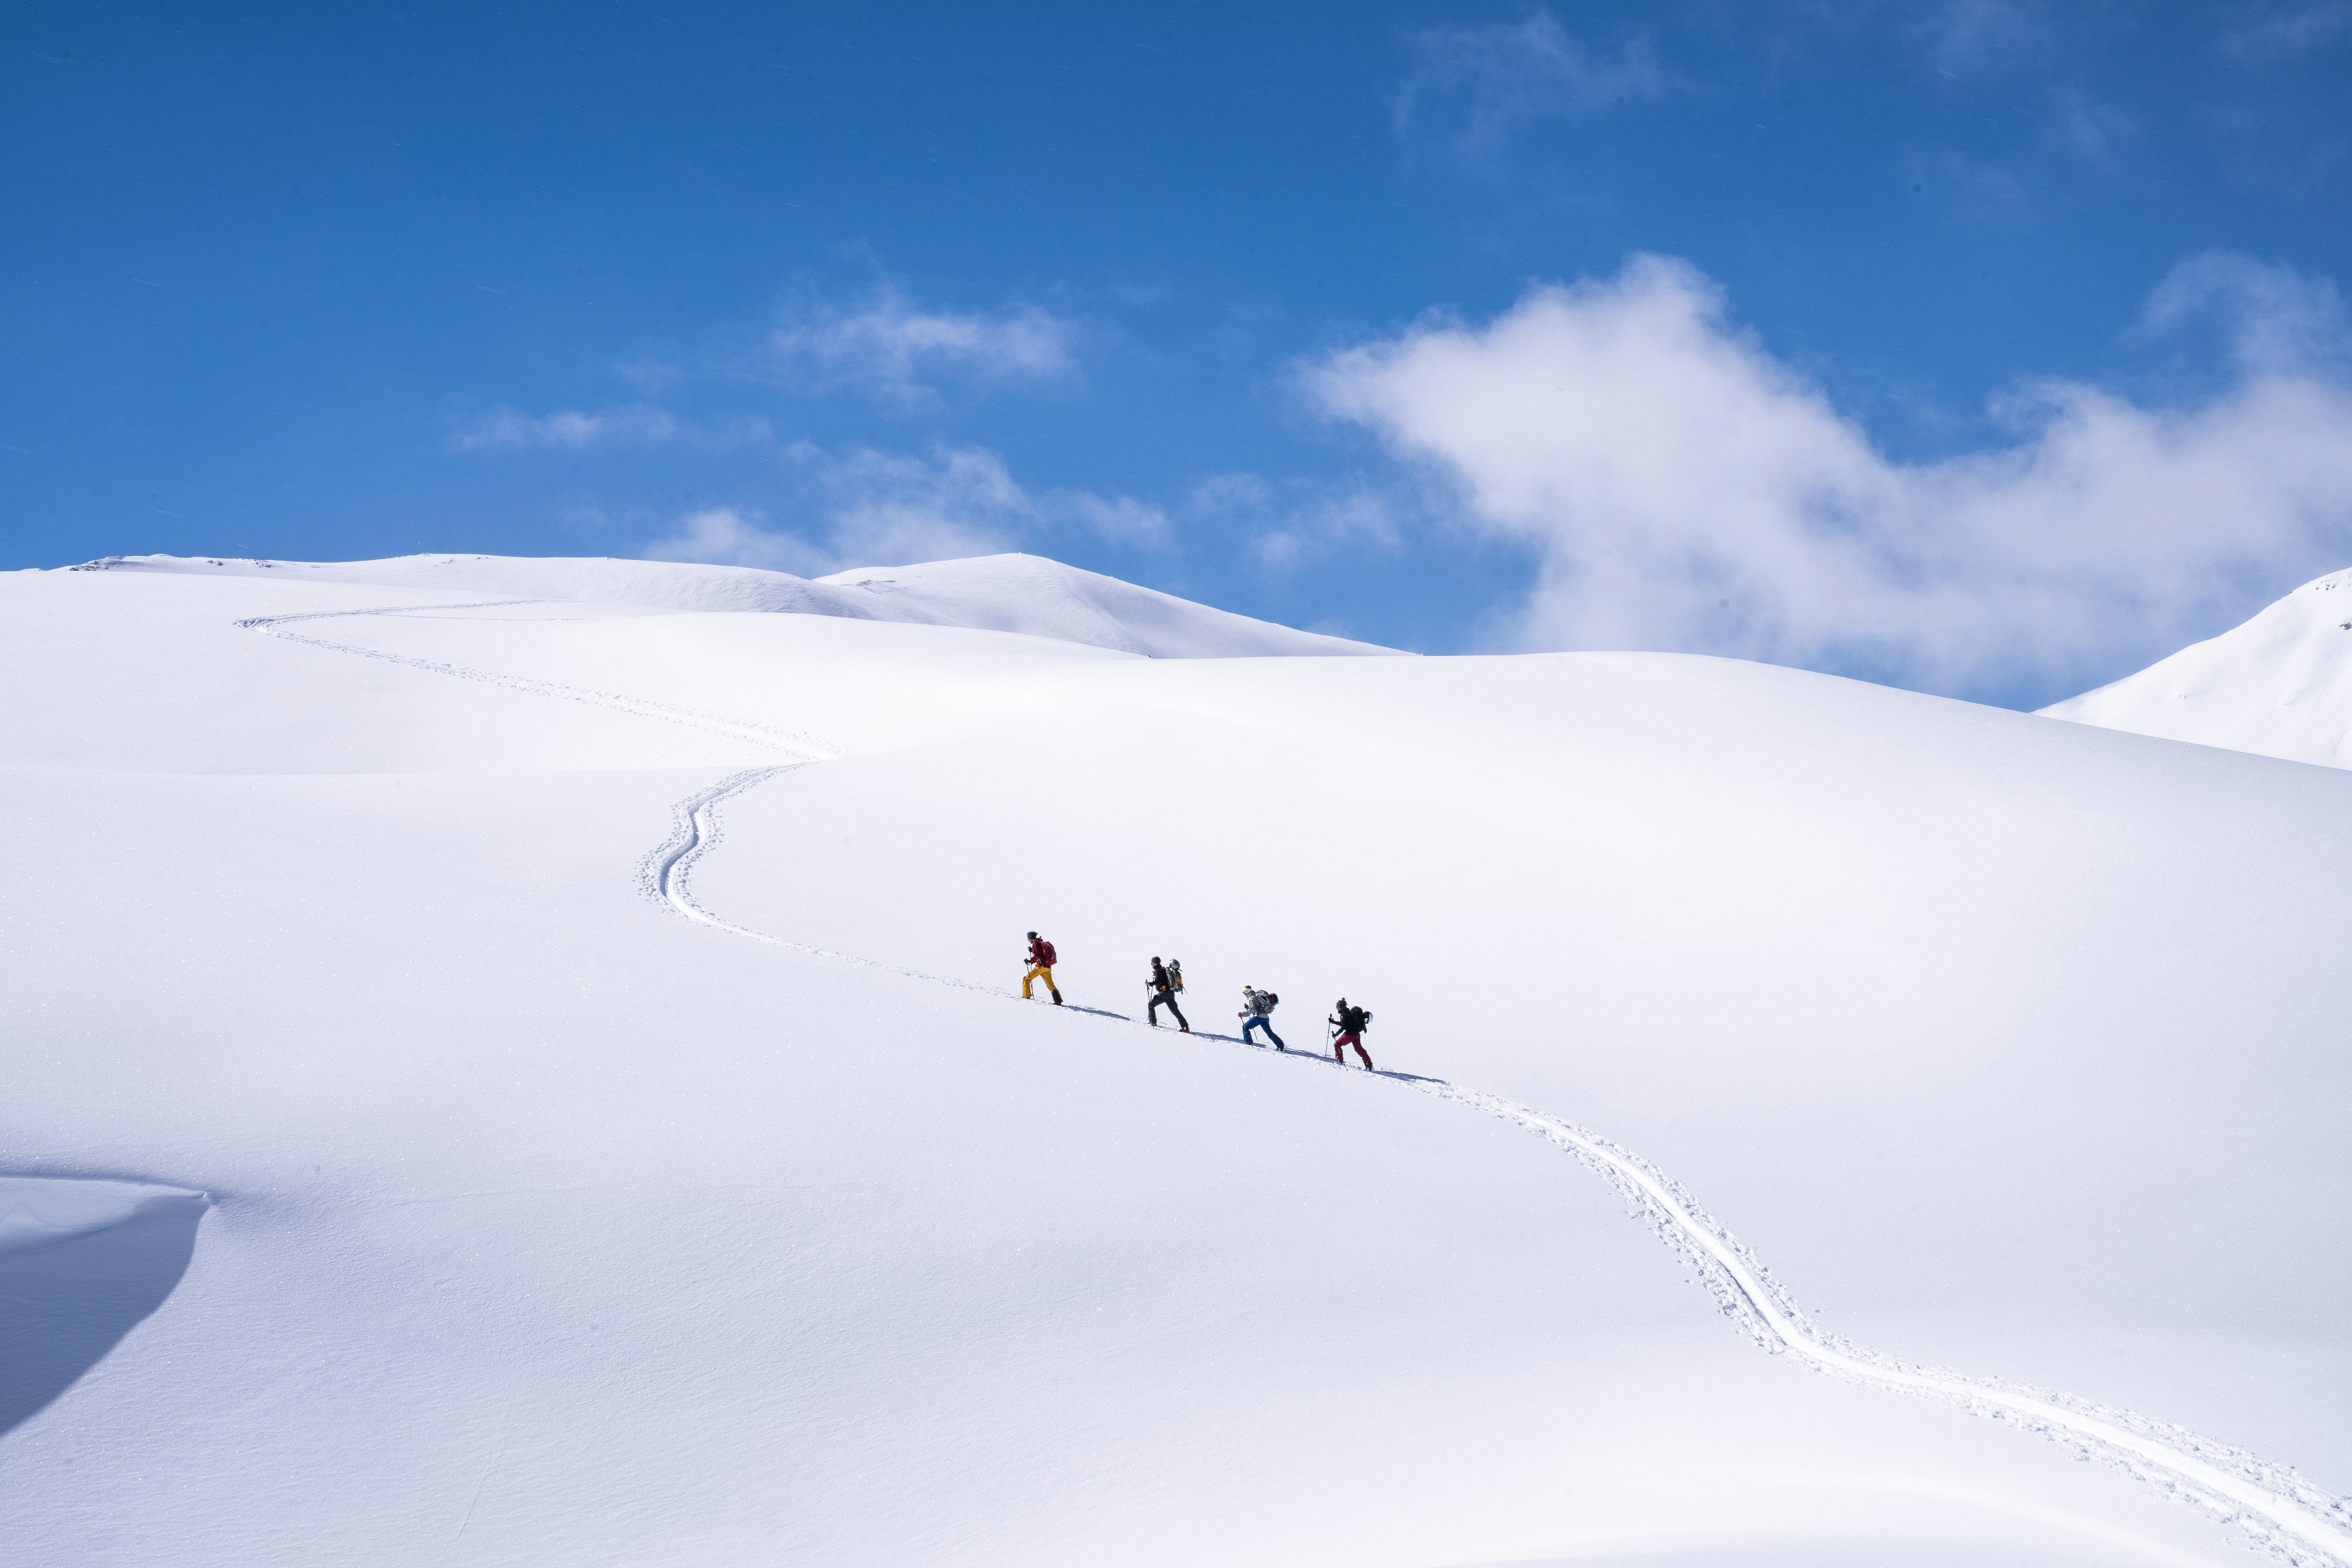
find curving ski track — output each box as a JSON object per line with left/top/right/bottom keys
{"left": 243, "top": 609, "right": 2352, "bottom": 1567}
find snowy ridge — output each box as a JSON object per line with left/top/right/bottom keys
{"left": 653, "top": 771, "right": 2352, "bottom": 1568}
{"left": 97, "top": 550, "right": 1395, "bottom": 660}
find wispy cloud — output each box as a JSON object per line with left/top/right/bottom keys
{"left": 448, "top": 404, "right": 773, "bottom": 453}
{"left": 1304, "top": 252, "right": 2352, "bottom": 700}
{"left": 1191, "top": 472, "right": 1405, "bottom": 571}
{"left": 2045, "top": 90, "right": 2138, "bottom": 163}
{"left": 802, "top": 444, "right": 1037, "bottom": 566}
{"left": 1394, "top": 9, "right": 1668, "bottom": 151}
{"left": 1774, "top": 2, "right": 2094, "bottom": 84}
{"left": 2138, "top": 250, "right": 2352, "bottom": 374}
{"left": 613, "top": 359, "right": 687, "bottom": 396}
{"left": 640, "top": 444, "right": 1169, "bottom": 576}
{"left": 640, "top": 506, "right": 829, "bottom": 576}
{"left": 2220, "top": 2, "right": 2352, "bottom": 65}
{"left": 1060, "top": 491, "right": 1172, "bottom": 548}
{"left": 771, "top": 285, "right": 1080, "bottom": 408}
{"left": 1909, "top": 148, "right": 2033, "bottom": 225}
{"left": 1909, "top": 0, "right": 2053, "bottom": 74}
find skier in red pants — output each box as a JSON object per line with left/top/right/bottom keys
{"left": 1328, "top": 998, "right": 1373, "bottom": 1069}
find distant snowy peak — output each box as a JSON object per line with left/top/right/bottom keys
{"left": 2041, "top": 567, "right": 2352, "bottom": 768}
{"left": 74, "top": 552, "right": 1397, "bottom": 660}
{"left": 815, "top": 554, "right": 1394, "bottom": 659}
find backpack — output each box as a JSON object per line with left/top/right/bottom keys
{"left": 1038, "top": 940, "right": 1057, "bottom": 967}
{"left": 1266, "top": 992, "right": 1278, "bottom": 1008}
{"left": 1169, "top": 961, "right": 1185, "bottom": 992}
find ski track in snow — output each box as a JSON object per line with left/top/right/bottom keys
{"left": 241, "top": 608, "right": 2352, "bottom": 1568}
{"left": 236, "top": 601, "right": 836, "bottom": 761}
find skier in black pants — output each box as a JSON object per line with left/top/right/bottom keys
{"left": 1147, "top": 956, "right": 1189, "bottom": 1032}
{"left": 1328, "top": 998, "right": 1373, "bottom": 1070}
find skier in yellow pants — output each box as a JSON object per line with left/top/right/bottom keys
{"left": 1022, "top": 931, "right": 1063, "bottom": 1004}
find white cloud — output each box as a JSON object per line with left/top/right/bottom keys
{"left": 1304, "top": 252, "right": 2352, "bottom": 697}
{"left": 771, "top": 285, "right": 1080, "bottom": 407}
{"left": 1394, "top": 10, "right": 1667, "bottom": 150}
{"left": 449, "top": 404, "right": 772, "bottom": 453}
{"left": 640, "top": 445, "right": 1168, "bottom": 576}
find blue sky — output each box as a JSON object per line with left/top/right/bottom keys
{"left": 5, "top": 2, "right": 2351, "bottom": 705}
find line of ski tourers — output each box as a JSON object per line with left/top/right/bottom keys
{"left": 1020, "top": 932, "right": 1375, "bottom": 1070}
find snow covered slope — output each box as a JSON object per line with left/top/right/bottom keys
{"left": 79, "top": 550, "right": 1394, "bottom": 659}
{"left": 2042, "top": 568, "right": 2352, "bottom": 768}
{"left": 3, "top": 561, "right": 2349, "bottom": 1567}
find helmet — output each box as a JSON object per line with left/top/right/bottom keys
{"left": 1027, "top": 931, "right": 1037, "bottom": 939}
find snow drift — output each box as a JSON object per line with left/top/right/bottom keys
{"left": 0, "top": 1180, "right": 209, "bottom": 1435}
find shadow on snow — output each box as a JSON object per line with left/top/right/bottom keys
{"left": 0, "top": 1181, "right": 209, "bottom": 1436}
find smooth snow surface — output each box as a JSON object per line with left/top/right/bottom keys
{"left": 4, "top": 560, "right": 2349, "bottom": 1567}
{"left": 2042, "top": 568, "right": 2352, "bottom": 768}
{"left": 78, "top": 549, "right": 1396, "bottom": 659}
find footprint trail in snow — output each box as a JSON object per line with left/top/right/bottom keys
{"left": 653, "top": 782, "right": 2352, "bottom": 1568}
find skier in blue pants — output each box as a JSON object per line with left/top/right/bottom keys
{"left": 1239, "top": 986, "right": 1286, "bottom": 1050}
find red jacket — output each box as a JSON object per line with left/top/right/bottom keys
{"left": 1028, "top": 938, "right": 1057, "bottom": 967}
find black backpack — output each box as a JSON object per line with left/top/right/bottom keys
{"left": 1266, "top": 992, "right": 1278, "bottom": 1007}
